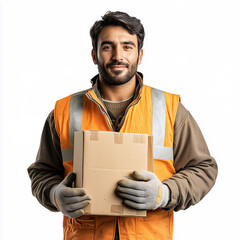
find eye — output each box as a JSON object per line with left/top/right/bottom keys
{"left": 102, "top": 45, "right": 112, "bottom": 50}
{"left": 124, "top": 45, "right": 132, "bottom": 50}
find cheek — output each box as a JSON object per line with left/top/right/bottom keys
{"left": 127, "top": 51, "right": 139, "bottom": 62}
{"left": 98, "top": 54, "right": 111, "bottom": 65}
{"left": 129, "top": 56, "right": 140, "bottom": 66}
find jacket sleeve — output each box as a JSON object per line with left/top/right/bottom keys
{"left": 163, "top": 103, "right": 218, "bottom": 211}
{"left": 27, "top": 110, "right": 64, "bottom": 211}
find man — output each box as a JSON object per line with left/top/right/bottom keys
{"left": 28, "top": 11, "right": 218, "bottom": 240}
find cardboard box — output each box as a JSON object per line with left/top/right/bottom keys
{"left": 73, "top": 130, "right": 153, "bottom": 217}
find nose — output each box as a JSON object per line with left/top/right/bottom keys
{"left": 112, "top": 46, "right": 123, "bottom": 62}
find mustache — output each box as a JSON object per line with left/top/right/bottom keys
{"left": 106, "top": 61, "right": 129, "bottom": 68}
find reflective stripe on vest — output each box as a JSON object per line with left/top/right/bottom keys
{"left": 61, "top": 90, "right": 85, "bottom": 162}
{"left": 61, "top": 88, "right": 173, "bottom": 161}
{"left": 151, "top": 88, "right": 173, "bottom": 159}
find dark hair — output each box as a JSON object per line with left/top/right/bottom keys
{"left": 90, "top": 11, "right": 145, "bottom": 53}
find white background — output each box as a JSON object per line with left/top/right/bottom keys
{"left": 0, "top": 0, "right": 240, "bottom": 239}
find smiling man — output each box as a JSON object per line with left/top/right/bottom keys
{"left": 28, "top": 11, "right": 218, "bottom": 240}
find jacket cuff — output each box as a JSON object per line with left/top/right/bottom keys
{"left": 162, "top": 179, "right": 179, "bottom": 210}
{"left": 161, "top": 184, "right": 170, "bottom": 207}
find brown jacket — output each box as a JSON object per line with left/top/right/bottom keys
{"left": 28, "top": 73, "right": 217, "bottom": 212}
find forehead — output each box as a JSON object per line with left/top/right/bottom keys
{"left": 97, "top": 26, "right": 138, "bottom": 45}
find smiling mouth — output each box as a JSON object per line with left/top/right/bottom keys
{"left": 110, "top": 65, "right": 126, "bottom": 69}
{"left": 107, "top": 61, "right": 128, "bottom": 68}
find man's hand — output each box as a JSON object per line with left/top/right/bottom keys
{"left": 50, "top": 172, "right": 92, "bottom": 218}
{"left": 116, "top": 170, "right": 169, "bottom": 210}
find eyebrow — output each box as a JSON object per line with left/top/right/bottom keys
{"left": 123, "top": 41, "right": 136, "bottom": 47}
{"left": 101, "top": 41, "right": 136, "bottom": 47}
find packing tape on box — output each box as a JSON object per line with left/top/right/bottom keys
{"left": 133, "top": 134, "right": 146, "bottom": 144}
{"left": 90, "top": 132, "right": 99, "bottom": 141}
{"left": 114, "top": 133, "right": 123, "bottom": 144}
{"left": 111, "top": 205, "right": 124, "bottom": 214}
{"left": 136, "top": 211, "right": 145, "bottom": 216}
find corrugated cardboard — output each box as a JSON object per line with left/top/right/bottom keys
{"left": 73, "top": 130, "right": 153, "bottom": 217}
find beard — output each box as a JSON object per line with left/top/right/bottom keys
{"left": 97, "top": 58, "right": 139, "bottom": 86}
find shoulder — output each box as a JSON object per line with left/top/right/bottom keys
{"left": 55, "top": 93, "right": 73, "bottom": 108}
{"left": 54, "top": 89, "right": 89, "bottom": 111}
{"left": 56, "top": 89, "right": 90, "bottom": 103}
{"left": 145, "top": 85, "right": 180, "bottom": 98}
{"left": 174, "top": 102, "right": 190, "bottom": 131}
{"left": 146, "top": 86, "right": 180, "bottom": 98}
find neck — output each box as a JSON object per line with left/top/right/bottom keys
{"left": 99, "top": 76, "right": 136, "bottom": 102}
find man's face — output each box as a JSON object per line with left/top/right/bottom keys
{"left": 92, "top": 26, "right": 143, "bottom": 85}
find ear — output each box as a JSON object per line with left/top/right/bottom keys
{"left": 91, "top": 49, "right": 98, "bottom": 64}
{"left": 138, "top": 49, "right": 143, "bottom": 65}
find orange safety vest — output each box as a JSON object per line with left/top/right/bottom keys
{"left": 54, "top": 85, "right": 179, "bottom": 240}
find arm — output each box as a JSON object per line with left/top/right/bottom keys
{"left": 163, "top": 103, "right": 218, "bottom": 211}
{"left": 116, "top": 103, "right": 217, "bottom": 211}
{"left": 27, "top": 111, "right": 64, "bottom": 211}
{"left": 27, "top": 111, "right": 91, "bottom": 216}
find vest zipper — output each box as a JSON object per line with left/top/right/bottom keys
{"left": 86, "top": 90, "right": 142, "bottom": 132}
{"left": 85, "top": 92, "right": 114, "bottom": 131}
{"left": 117, "top": 94, "right": 142, "bottom": 132}
{"left": 125, "top": 95, "right": 141, "bottom": 113}
{"left": 115, "top": 217, "right": 120, "bottom": 240}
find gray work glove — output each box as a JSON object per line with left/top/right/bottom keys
{"left": 116, "top": 170, "right": 170, "bottom": 210}
{"left": 50, "top": 172, "right": 92, "bottom": 218}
